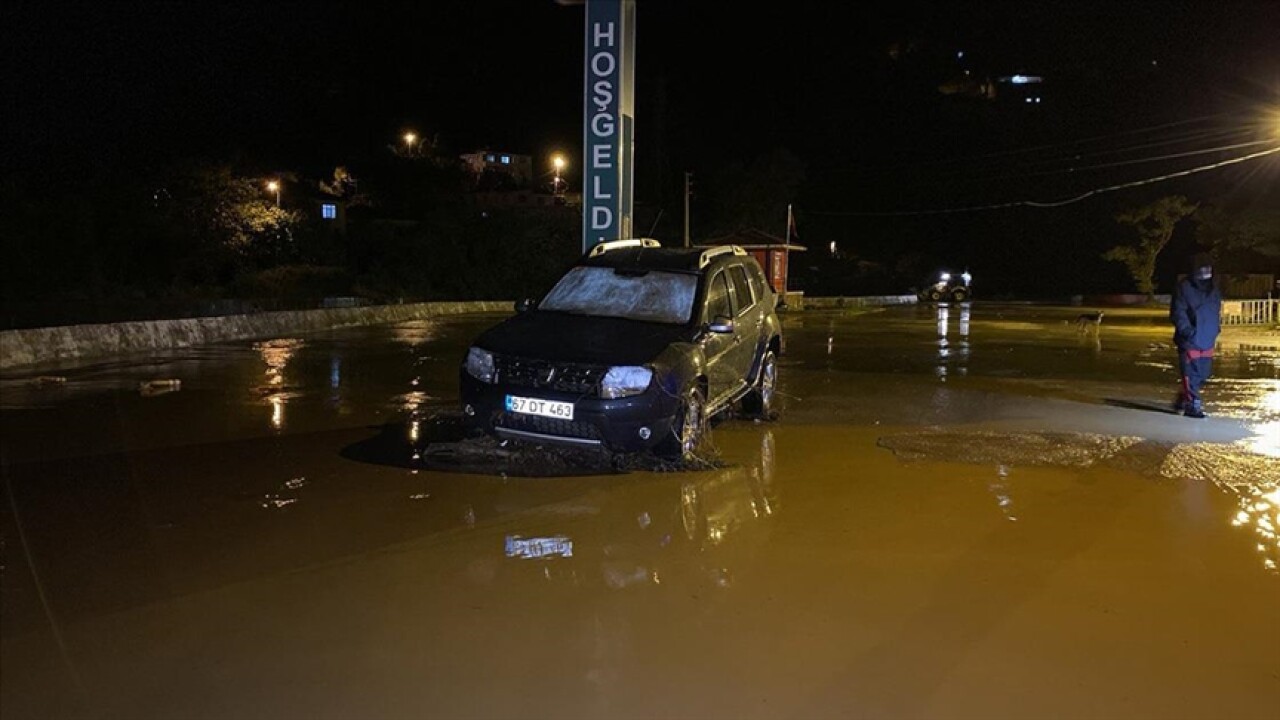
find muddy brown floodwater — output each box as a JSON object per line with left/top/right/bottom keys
{"left": 2, "top": 304, "right": 1277, "bottom": 719}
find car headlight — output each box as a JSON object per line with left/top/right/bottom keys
{"left": 600, "top": 366, "right": 653, "bottom": 399}
{"left": 465, "top": 347, "right": 495, "bottom": 383}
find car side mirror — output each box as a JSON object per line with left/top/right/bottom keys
{"left": 708, "top": 315, "right": 735, "bottom": 334}
{"left": 515, "top": 298, "right": 535, "bottom": 313}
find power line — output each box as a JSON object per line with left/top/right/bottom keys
{"left": 965, "top": 137, "right": 1278, "bottom": 183}
{"left": 844, "top": 113, "right": 1234, "bottom": 174}
{"left": 804, "top": 144, "right": 1280, "bottom": 217}
{"left": 899, "top": 126, "right": 1254, "bottom": 186}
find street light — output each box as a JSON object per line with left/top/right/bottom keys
{"left": 403, "top": 131, "right": 417, "bottom": 148}
{"left": 551, "top": 154, "right": 567, "bottom": 195}
{"left": 266, "top": 180, "right": 280, "bottom": 207}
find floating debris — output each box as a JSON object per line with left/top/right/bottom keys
{"left": 31, "top": 376, "right": 67, "bottom": 387}
{"left": 506, "top": 535, "right": 573, "bottom": 559}
{"left": 139, "top": 379, "right": 182, "bottom": 396}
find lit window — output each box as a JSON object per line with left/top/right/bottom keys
{"left": 322, "top": 204, "right": 337, "bottom": 220}
{"left": 501, "top": 155, "right": 511, "bottom": 164}
{"left": 486, "top": 154, "right": 496, "bottom": 162}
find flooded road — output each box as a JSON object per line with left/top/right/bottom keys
{"left": 2, "top": 304, "right": 1278, "bottom": 719}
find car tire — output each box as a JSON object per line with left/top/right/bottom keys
{"left": 741, "top": 349, "right": 777, "bottom": 419}
{"left": 657, "top": 385, "right": 707, "bottom": 461}
{"left": 928, "top": 289, "right": 943, "bottom": 301}
{"left": 951, "top": 287, "right": 969, "bottom": 302}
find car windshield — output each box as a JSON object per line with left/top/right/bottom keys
{"left": 540, "top": 266, "right": 697, "bottom": 324}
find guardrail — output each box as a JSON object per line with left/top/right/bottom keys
{"left": 1221, "top": 299, "right": 1278, "bottom": 326}
{"left": 0, "top": 300, "right": 512, "bottom": 370}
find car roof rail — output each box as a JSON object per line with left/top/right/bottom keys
{"left": 698, "top": 245, "right": 747, "bottom": 268}
{"left": 587, "top": 238, "right": 662, "bottom": 258}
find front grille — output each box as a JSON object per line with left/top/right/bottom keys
{"left": 494, "top": 355, "right": 605, "bottom": 395}
{"left": 495, "top": 412, "right": 603, "bottom": 441}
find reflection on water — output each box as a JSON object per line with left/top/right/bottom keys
{"left": 392, "top": 320, "right": 439, "bottom": 349}
{"left": 1232, "top": 377, "right": 1280, "bottom": 573}
{"left": 988, "top": 464, "right": 1017, "bottom": 522}
{"left": 935, "top": 304, "right": 970, "bottom": 381}
{"left": 253, "top": 339, "right": 304, "bottom": 431}
{"left": 1228, "top": 485, "right": 1280, "bottom": 574}
{"left": 396, "top": 390, "right": 434, "bottom": 443}
{"left": 492, "top": 429, "right": 779, "bottom": 591}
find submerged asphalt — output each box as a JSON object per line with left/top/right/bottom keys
{"left": 2, "top": 304, "right": 1277, "bottom": 719}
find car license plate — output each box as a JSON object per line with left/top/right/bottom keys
{"left": 505, "top": 395, "right": 574, "bottom": 421}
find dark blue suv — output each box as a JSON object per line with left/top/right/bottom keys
{"left": 460, "top": 239, "right": 783, "bottom": 459}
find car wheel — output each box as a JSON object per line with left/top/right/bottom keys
{"left": 928, "top": 289, "right": 943, "bottom": 301}
{"left": 658, "top": 385, "right": 707, "bottom": 460}
{"left": 951, "top": 287, "right": 969, "bottom": 302}
{"left": 741, "top": 350, "right": 777, "bottom": 419}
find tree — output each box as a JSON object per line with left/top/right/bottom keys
{"left": 1103, "top": 195, "right": 1198, "bottom": 297}
{"left": 1195, "top": 203, "right": 1280, "bottom": 265}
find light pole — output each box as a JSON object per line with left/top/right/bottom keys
{"left": 266, "top": 180, "right": 280, "bottom": 208}
{"left": 403, "top": 132, "right": 418, "bottom": 156}
{"left": 552, "top": 154, "right": 566, "bottom": 196}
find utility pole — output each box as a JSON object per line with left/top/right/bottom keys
{"left": 683, "top": 171, "right": 692, "bottom": 248}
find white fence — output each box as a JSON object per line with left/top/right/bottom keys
{"left": 1221, "top": 299, "right": 1278, "bottom": 326}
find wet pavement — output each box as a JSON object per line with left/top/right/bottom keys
{"left": 2, "top": 304, "right": 1278, "bottom": 719}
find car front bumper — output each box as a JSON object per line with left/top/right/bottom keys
{"left": 459, "top": 373, "right": 681, "bottom": 452}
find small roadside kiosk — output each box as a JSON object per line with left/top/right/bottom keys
{"left": 702, "top": 229, "right": 807, "bottom": 307}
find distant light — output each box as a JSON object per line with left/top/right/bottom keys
{"left": 961, "top": 271, "right": 972, "bottom": 285}
{"left": 1025, "top": 97, "right": 1033, "bottom": 103}
{"left": 403, "top": 132, "right": 417, "bottom": 145}
{"left": 552, "top": 154, "right": 566, "bottom": 171}
{"left": 322, "top": 203, "right": 337, "bottom": 220}
{"left": 957, "top": 51, "right": 965, "bottom": 59}
{"left": 829, "top": 241, "right": 837, "bottom": 256}
{"left": 1010, "top": 74, "right": 1043, "bottom": 85}
{"left": 501, "top": 155, "right": 511, "bottom": 164}
{"left": 266, "top": 180, "right": 280, "bottom": 192}
{"left": 940, "top": 272, "right": 951, "bottom": 281}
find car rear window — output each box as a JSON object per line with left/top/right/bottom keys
{"left": 540, "top": 266, "right": 698, "bottom": 324}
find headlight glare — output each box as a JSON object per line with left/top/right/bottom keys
{"left": 600, "top": 366, "right": 653, "bottom": 399}
{"left": 465, "top": 347, "right": 495, "bottom": 383}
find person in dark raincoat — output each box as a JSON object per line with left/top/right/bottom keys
{"left": 1170, "top": 253, "right": 1221, "bottom": 418}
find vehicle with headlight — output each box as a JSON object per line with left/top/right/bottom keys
{"left": 460, "top": 239, "right": 782, "bottom": 459}
{"left": 917, "top": 268, "right": 972, "bottom": 302}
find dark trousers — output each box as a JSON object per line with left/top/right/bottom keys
{"left": 1178, "top": 350, "right": 1213, "bottom": 407}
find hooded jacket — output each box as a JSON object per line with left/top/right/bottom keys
{"left": 1170, "top": 277, "right": 1221, "bottom": 351}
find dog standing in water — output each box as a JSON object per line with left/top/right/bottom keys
{"left": 1075, "top": 311, "right": 1104, "bottom": 331}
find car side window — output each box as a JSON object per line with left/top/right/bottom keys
{"left": 705, "top": 272, "right": 733, "bottom": 321}
{"left": 729, "top": 266, "right": 754, "bottom": 316}
{"left": 748, "top": 263, "right": 768, "bottom": 299}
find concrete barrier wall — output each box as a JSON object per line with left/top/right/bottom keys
{"left": 0, "top": 301, "right": 512, "bottom": 370}
{"left": 800, "top": 295, "right": 919, "bottom": 309}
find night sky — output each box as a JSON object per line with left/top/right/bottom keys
{"left": 5, "top": 1, "right": 1279, "bottom": 251}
